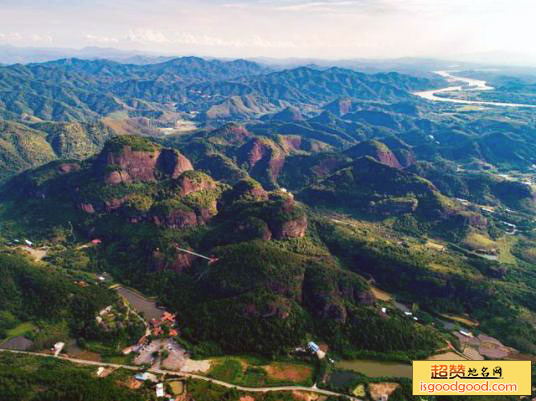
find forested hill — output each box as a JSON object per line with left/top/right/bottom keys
{"left": 0, "top": 119, "right": 114, "bottom": 180}
{"left": 0, "top": 57, "right": 438, "bottom": 121}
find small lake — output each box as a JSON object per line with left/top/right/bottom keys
{"left": 115, "top": 287, "right": 163, "bottom": 321}
{"left": 335, "top": 359, "right": 413, "bottom": 379}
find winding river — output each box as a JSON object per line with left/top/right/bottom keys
{"left": 413, "top": 70, "right": 536, "bottom": 108}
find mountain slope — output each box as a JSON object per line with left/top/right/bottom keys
{"left": 0, "top": 60, "right": 436, "bottom": 121}
{"left": 0, "top": 119, "right": 115, "bottom": 180}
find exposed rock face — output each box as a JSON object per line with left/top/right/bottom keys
{"left": 105, "top": 170, "right": 130, "bottom": 185}
{"left": 227, "top": 179, "right": 269, "bottom": 202}
{"left": 177, "top": 173, "right": 217, "bottom": 197}
{"left": 272, "top": 215, "right": 308, "bottom": 239}
{"left": 281, "top": 136, "right": 302, "bottom": 151}
{"left": 151, "top": 209, "right": 198, "bottom": 229}
{"left": 237, "top": 138, "right": 288, "bottom": 184}
{"left": 242, "top": 139, "right": 268, "bottom": 168}
{"left": 170, "top": 252, "right": 194, "bottom": 271}
{"left": 105, "top": 196, "right": 130, "bottom": 212}
{"left": 197, "top": 200, "right": 218, "bottom": 224}
{"left": 80, "top": 203, "right": 95, "bottom": 214}
{"left": 268, "top": 156, "right": 285, "bottom": 180}
{"left": 57, "top": 162, "right": 80, "bottom": 174}
{"left": 99, "top": 145, "right": 192, "bottom": 185}
{"left": 157, "top": 149, "right": 194, "bottom": 179}
{"left": 346, "top": 141, "right": 402, "bottom": 169}
{"left": 303, "top": 268, "right": 373, "bottom": 324}
{"left": 375, "top": 150, "right": 402, "bottom": 169}
{"left": 152, "top": 247, "right": 194, "bottom": 272}
{"left": 321, "top": 300, "right": 348, "bottom": 322}
{"left": 233, "top": 217, "right": 273, "bottom": 241}
{"left": 247, "top": 186, "right": 269, "bottom": 201}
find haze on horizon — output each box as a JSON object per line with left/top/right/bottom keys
{"left": 1, "top": 0, "right": 535, "bottom": 65}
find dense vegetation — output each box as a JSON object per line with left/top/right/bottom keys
{"left": 0, "top": 119, "right": 114, "bottom": 180}
{"left": 0, "top": 353, "right": 145, "bottom": 401}
{"left": 0, "top": 252, "right": 143, "bottom": 350}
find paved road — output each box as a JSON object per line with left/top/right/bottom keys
{"left": 0, "top": 348, "right": 360, "bottom": 400}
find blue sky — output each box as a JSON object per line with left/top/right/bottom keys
{"left": 0, "top": 0, "right": 534, "bottom": 62}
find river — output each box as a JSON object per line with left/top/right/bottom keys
{"left": 413, "top": 70, "right": 536, "bottom": 108}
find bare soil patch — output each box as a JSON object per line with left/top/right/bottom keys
{"left": 369, "top": 382, "right": 400, "bottom": 401}
{"left": 17, "top": 246, "right": 47, "bottom": 261}
{"left": 264, "top": 363, "right": 312, "bottom": 382}
{"left": 370, "top": 286, "right": 392, "bottom": 301}
{"left": 74, "top": 351, "right": 102, "bottom": 362}
{"left": 181, "top": 358, "right": 211, "bottom": 373}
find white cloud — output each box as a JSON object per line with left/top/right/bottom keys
{"left": 0, "top": 32, "right": 23, "bottom": 42}
{"left": 84, "top": 29, "right": 297, "bottom": 50}
{"left": 85, "top": 34, "right": 119, "bottom": 44}
{"left": 2, "top": 0, "right": 536, "bottom": 62}
{"left": 274, "top": 1, "right": 359, "bottom": 11}
{"left": 172, "top": 32, "right": 296, "bottom": 49}
{"left": 31, "top": 34, "right": 53, "bottom": 43}
{"left": 127, "top": 29, "right": 170, "bottom": 44}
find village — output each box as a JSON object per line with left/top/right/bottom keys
{"left": 90, "top": 300, "right": 338, "bottom": 400}
{"left": 95, "top": 301, "right": 195, "bottom": 400}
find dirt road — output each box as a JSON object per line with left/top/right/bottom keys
{"left": 0, "top": 348, "right": 361, "bottom": 400}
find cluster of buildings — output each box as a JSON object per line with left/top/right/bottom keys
{"left": 131, "top": 373, "right": 181, "bottom": 400}
{"left": 150, "top": 311, "right": 179, "bottom": 337}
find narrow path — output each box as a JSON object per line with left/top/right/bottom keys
{"left": 0, "top": 348, "right": 361, "bottom": 400}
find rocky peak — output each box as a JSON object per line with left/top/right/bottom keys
{"left": 97, "top": 136, "right": 192, "bottom": 185}
{"left": 176, "top": 170, "right": 217, "bottom": 197}
{"left": 345, "top": 140, "right": 402, "bottom": 169}
{"left": 267, "top": 194, "right": 308, "bottom": 239}
{"left": 57, "top": 162, "right": 81, "bottom": 174}
{"left": 226, "top": 178, "right": 269, "bottom": 203}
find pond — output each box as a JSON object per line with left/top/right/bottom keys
{"left": 335, "top": 359, "right": 413, "bottom": 379}
{"left": 115, "top": 287, "right": 163, "bottom": 321}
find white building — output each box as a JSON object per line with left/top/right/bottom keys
{"left": 156, "top": 383, "right": 165, "bottom": 398}
{"left": 53, "top": 342, "right": 65, "bottom": 357}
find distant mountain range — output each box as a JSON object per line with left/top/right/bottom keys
{"left": 0, "top": 45, "right": 178, "bottom": 65}
{"left": 0, "top": 56, "right": 440, "bottom": 122}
